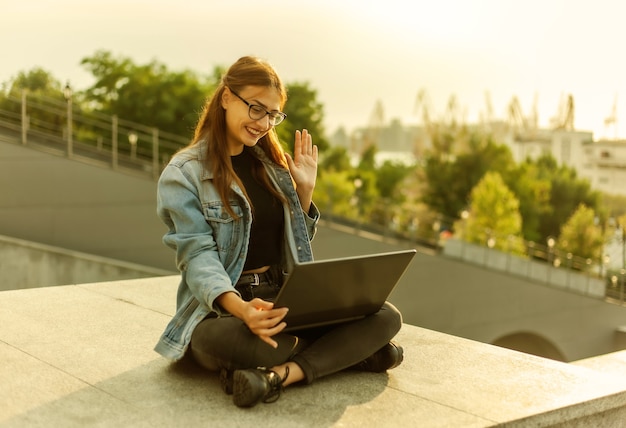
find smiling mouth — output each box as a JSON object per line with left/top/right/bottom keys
{"left": 246, "top": 126, "right": 263, "bottom": 137}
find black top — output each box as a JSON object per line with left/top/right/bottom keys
{"left": 231, "top": 148, "right": 284, "bottom": 271}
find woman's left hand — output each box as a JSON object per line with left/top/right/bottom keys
{"left": 285, "top": 129, "right": 318, "bottom": 212}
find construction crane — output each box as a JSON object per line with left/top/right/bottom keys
{"left": 413, "top": 89, "right": 433, "bottom": 158}
{"left": 529, "top": 92, "right": 539, "bottom": 135}
{"left": 604, "top": 94, "right": 618, "bottom": 140}
{"left": 550, "top": 93, "right": 575, "bottom": 131}
{"left": 481, "top": 90, "right": 494, "bottom": 133}
{"left": 363, "top": 99, "right": 385, "bottom": 151}
{"left": 414, "top": 88, "right": 433, "bottom": 131}
{"left": 507, "top": 95, "right": 526, "bottom": 138}
{"left": 443, "top": 94, "right": 463, "bottom": 129}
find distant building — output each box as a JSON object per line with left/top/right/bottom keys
{"left": 580, "top": 138, "right": 626, "bottom": 196}
{"left": 328, "top": 119, "right": 426, "bottom": 167}
{"left": 330, "top": 120, "right": 626, "bottom": 197}
{"left": 509, "top": 129, "right": 626, "bottom": 197}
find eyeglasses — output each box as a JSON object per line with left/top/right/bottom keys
{"left": 230, "top": 89, "right": 287, "bottom": 126}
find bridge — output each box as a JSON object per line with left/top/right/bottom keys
{"left": 1, "top": 92, "right": 625, "bottom": 364}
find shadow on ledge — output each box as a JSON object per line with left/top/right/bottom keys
{"left": 4, "top": 350, "right": 389, "bottom": 427}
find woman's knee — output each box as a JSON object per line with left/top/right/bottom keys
{"left": 190, "top": 316, "right": 299, "bottom": 371}
{"left": 381, "top": 301, "right": 403, "bottom": 334}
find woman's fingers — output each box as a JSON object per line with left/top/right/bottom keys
{"left": 245, "top": 299, "right": 288, "bottom": 331}
{"left": 294, "top": 129, "right": 314, "bottom": 157}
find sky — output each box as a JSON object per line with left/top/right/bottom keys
{"left": 2, "top": 0, "right": 626, "bottom": 140}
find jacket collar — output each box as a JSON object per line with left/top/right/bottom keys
{"left": 195, "top": 140, "right": 281, "bottom": 181}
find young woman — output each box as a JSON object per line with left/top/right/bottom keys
{"left": 154, "top": 56, "right": 403, "bottom": 408}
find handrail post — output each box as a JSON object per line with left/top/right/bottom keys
{"left": 152, "top": 127, "right": 159, "bottom": 180}
{"left": 112, "top": 115, "right": 118, "bottom": 170}
{"left": 21, "top": 90, "right": 27, "bottom": 145}
{"left": 64, "top": 83, "right": 73, "bottom": 158}
{"left": 67, "top": 99, "right": 73, "bottom": 157}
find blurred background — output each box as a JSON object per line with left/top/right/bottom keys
{"left": 2, "top": 0, "right": 626, "bottom": 361}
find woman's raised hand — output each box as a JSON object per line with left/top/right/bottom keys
{"left": 285, "top": 129, "right": 317, "bottom": 212}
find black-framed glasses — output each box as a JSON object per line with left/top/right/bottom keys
{"left": 230, "top": 89, "right": 287, "bottom": 126}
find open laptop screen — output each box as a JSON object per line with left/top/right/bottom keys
{"left": 274, "top": 249, "right": 416, "bottom": 331}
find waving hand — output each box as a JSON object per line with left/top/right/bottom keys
{"left": 285, "top": 129, "right": 318, "bottom": 212}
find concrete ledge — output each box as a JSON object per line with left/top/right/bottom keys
{"left": 1, "top": 276, "right": 626, "bottom": 427}
{"left": 443, "top": 238, "right": 606, "bottom": 299}
{"left": 572, "top": 350, "right": 626, "bottom": 379}
{"left": 0, "top": 234, "right": 173, "bottom": 291}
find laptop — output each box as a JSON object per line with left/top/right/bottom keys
{"left": 274, "top": 249, "right": 416, "bottom": 332}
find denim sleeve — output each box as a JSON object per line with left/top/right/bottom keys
{"left": 304, "top": 201, "right": 320, "bottom": 242}
{"left": 157, "top": 165, "right": 238, "bottom": 313}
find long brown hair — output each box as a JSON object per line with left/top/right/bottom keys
{"left": 192, "top": 56, "right": 288, "bottom": 217}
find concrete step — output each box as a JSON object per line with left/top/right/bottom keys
{"left": 1, "top": 276, "right": 625, "bottom": 427}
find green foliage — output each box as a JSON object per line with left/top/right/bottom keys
{"left": 320, "top": 145, "right": 352, "bottom": 172}
{"left": 0, "top": 68, "right": 67, "bottom": 134}
{"left": 531, "top": 155, "right": 603, "bottom": 243}
{"left": 4, "top": 51, "right": 614, "bottom": 260}
{"left": 619, "top": 214, "right": 626, "bottom": 232}
{"left": 350, "top": 170, "right": 379, "bottom": 220}
{"left": 459, "top": 171, "right": 525, "bottom": 254}
{"left": 2, "top": 51, "right": 332, "bottom": 167}
{"left": 80, "top": 50, "right": 217, "bottom": 139}
{"left": 358, "top": 144, "right": 377, "bottom": 171}
{"left": 313, "top": 171, "right": 359, "bottom": 219}
{"left": 2, "top": 67, "right": 63, "bottom": 97}
{"left": 503, "top": 160, "right": 552, "bottom": 242}
{"left": 276, "top": 81, "right": 329, "bottom": 153}
{"left": 421, "top": 133, "right": 515, "bottom": 226}
{"left": 376, "top": 160, "right": 412, "bottom": 202}
{"left": 0, "top": 68, "right": 64, "bottom": 116}
{"left": 317, "top": 144, "right": 412, "bottom": 226}
{"left": 603, "top": 193, "right": 626, "bottom": 219}
{"left": 557, "top": 204, "right": 605, "bottom": 262}
{"left": 420, "top": 127, "right": 605, "bottom": 249}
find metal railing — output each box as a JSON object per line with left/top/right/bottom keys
{"left": 0, "top": 91, "right": 190, "bottom": 180}
{"left": 334, "top": 206, "right": 625, "bottom": 305}
{"left": 441, "top": 233, "right": 625, "bottom": 305}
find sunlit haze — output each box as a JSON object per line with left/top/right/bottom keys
{"left": 3, "top": 0, "right": 626, "bottom": 140}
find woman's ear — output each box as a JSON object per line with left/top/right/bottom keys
{"left": 221, "top": 88, "right": 230, "bottom": 110}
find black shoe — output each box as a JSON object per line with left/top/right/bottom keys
{"left": 352, "top": 342, "right": 404, "bottom": 372}
{"left": 219, "top": 369, "right": 234, "bottom": 395}
{"left": 232, "top": 367, "right": 289, "bottom": 408}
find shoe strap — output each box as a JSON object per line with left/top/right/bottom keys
{"left": 262, "top": 366, "right": 289, "bottom": 404}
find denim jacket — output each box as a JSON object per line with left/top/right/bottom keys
{"left": 154, "top": 140, "right": 319, "bottom": 360}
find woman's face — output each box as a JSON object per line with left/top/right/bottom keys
{"left": 222, "top": 85, "right": 282, "bottom": 155}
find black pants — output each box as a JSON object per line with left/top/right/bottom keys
{"left": 190, "top": 301, "right": 402, "bottom": 384}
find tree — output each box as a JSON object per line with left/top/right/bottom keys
{"left": 421, "top": 133, "right": 515, "bottom": 227}
{"left": 368, "top": 160, "right": 413, "bottom": 228}
{"left": 376, "top": 160, "right": 412, "bottom": 202}
{"left": 276, "top": 81, "right": 329, "bottom": 153}
{"left": 319, "top": 145, "right": 352, "bottom": 172}
{"left": 1, "top": 67, "right": 63, "bottom": 98}
{"left": 618, "top": 214, "right": 626, "bottom": 269}
{"left": 503, "top": 160, "right": 552, "bottom": 243}
{"left": 0, "top": 67, "right": 64, "bottom": 113}
{"left": 0, "top": 68, "right": 67, "bottom": 134}
{"left": 80, "top": 50, "right": 216, "bottom": 139}
{"left": 358, "top": 144, "right": 377, "bottom": 171}
{"left": 313, "top": 170, "right": 358, "bottom": 219}
{"left": 603, "top": 193, "right": 626, "bottom": 220}
{"left": 532, "top": 155, "right": 604, "bottom": 244}
{"left": 557, "top": 204, "right": 605, "bottom": 263}
{"left": 349, "top": 170, "right": 379, "bottom": 222}
{"left": 459, "top": 171, "right": 525, "bottom": 254}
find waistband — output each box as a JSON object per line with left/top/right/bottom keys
{"left": 236, "top": 271, "right": 271, "bottom": 287}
